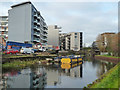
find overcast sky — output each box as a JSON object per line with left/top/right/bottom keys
{"left": 0, "top": 0, "right": 118, "bottom": 47}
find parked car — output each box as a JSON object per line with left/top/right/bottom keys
{"left": 47, "top": 47, "right": 56, "bottom": 54}
{"left": 32, "top": 49, "right": 39, "bottom": 53}
{"left": 47, "top": 47, "right": 55, "bottom": 51}
{"left": 3, "top": 49, "right": 19, "bottom": 54}
{"left": 39, "top": 47, "right": 43, "bottom": 52}
{"left": 20, "top": 48, "right": 34, "bottom": 54}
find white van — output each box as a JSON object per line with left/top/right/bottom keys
{"left": 20, "top": 47, "right": 34, "bottom": 54}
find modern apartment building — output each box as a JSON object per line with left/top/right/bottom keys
{"left": 0, "top": 16, "right": 8, "bottom": 47}
{"left": 47, "top": 25, "right": 61, "bottom": 47}
{"left": 101, "top": 32, "right": 115, "bottom": 47}
{"left": 95, "top": 32, "right": 116, "bottom": 52}
{"left": 8, "top": 1, "right": 48, "bottom": 46}
{"left": 70, "top": 32, "right": 83, "bottom": 51}
{"left": 59, "top": 32, "right": 83, "bottom": 51}
{"left": 59, "top": 33, "right": 70, "bottom": 50}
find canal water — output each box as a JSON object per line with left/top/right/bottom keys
{"left": 2, "top": 58, "right": 116, "bottom": 88}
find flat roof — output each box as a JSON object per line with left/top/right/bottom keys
{"left": 69, "top": 32, "right": 83, "bottom": 33}
{"left": 0, "top": 16, "right": 8, "bottom": 18}
{"left": 101, "top": 32, "right": 115, "bottom": 35}
{"left": 11, "top": 1, "right": 31, "bottom": 8}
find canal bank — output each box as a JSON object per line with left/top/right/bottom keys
{"left": 86, "top": 55, "right": 120, "bottom": 88}
{"left": 2, "top": 59, "right": 50, "bottom": 72}
{"left": 2, "top": 54, "right": 57, "bottom": 64}
{"left": 95, "top": 55, "right": 120, "bottom": 64}
{"left": 2, "top": 54, "right": 118, "bottom": 88}
{"left": 87, "top": 62, "right": 120, "bottom": 88}
{"left": 2, "top": 57, "right": 116, "bottom": 88}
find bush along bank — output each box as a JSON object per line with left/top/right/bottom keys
{"left": 2, "top": 59, "right": 47, "bottom": 70}
{"left": 95, "top": 55, "right": 120, "bottom": 64}
{"left": 86, "top": 62, "right": 120, "bottom": 88}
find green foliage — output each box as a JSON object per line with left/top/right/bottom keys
{"left": 96, "top": 55, "right": 120, "bottom": 58}
{"left": 83, "top": 47, "right": 91, "bottom": 50}
{"left": 2, "top": 60, "right": 40, "bottom": 69}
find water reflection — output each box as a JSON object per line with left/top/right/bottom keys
{"left": 2, "top": 59, "right": 116, "bottom": 88}
{"left": 61, "top": 62, "right": 83, "bottom": 78}
{"left": 3, "top": 68, "right": 47, "bottom": 89}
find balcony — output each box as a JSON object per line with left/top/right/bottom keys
{"left": 37, "top": 16, "right": 40, "bottom": 20}
{"left": 43, "top": 25, "right": 48, "bottom": 28}
{"left": 37, "top": 28, "right": 40, "bottom": 31}
{"left": 40, "top": 36, "right": 47, "bottom": 41}
{"left": 33, "top": 38, "right": 40, "bottom": 43}
{"left": 34, "top": 26, "right": 37, "bottom": 30}
{"left": 34, "top": 26, "right": 40, "bottom": 31}
{"left": 33, "top": 32, "right": 40, "bottom": 37}
{"left": 34, "top": 14, "right": 37, "bottom": 18}
{"left": 40, "top": 32, "right": 47, "bottom": 37}
{"left": 40, "top": 28, "right": 48, "bottom": 33}
{"left": 37, "top": 22, "right": 40, "bottom": 26}
{"left": 42, "top": 38, "right": 47, "bottom": 42}
{"left": 34, "top": 20, "right": 37, "bottom": 24}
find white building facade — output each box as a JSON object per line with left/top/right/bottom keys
{"left": 59, "top": 32, "right": 83, "bottom": 51}
{"left": 47, "top": 25, "right": 61, "bottom": 47}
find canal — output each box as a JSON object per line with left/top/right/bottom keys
{"left": 2, "top": 58, "right": 116, "bottom": 88}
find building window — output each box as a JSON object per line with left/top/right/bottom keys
{"left": 75, "top": 36, "right": 77, "bottom": 38}
{"left": 75, "top": 33, "right": 77, "bottom": 35}
{"left": 55, "top": 25, "right": 57, "bottom": 29}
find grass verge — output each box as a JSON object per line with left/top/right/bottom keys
{"left": 87, "top": 62, "right": 120, "bottom": 88}
{"left": 2, "top": 60, "right": 40, "bottom": 70}
{"left": 96, "top": 55, "right": 120, "bottom": 59}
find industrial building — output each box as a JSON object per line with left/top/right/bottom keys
{"left": 8, "top": 1, "right": 48, "bottom": 46}
{"left": 59, "top": 32, "right": 83, "bottom": 51}
{"left": 6, "top": 41, "right": 32, "bottom": 50}
{"left": 47, "top": 25, "right": 61, "bottom": 48}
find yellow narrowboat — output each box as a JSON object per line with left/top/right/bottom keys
{"left": 61, "top": 56, "right": 83, "bottom": 64}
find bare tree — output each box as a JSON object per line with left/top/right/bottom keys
{"left": 110, "top": 34, "right": 118, "bottom": 56}
{"left": 96, "top": 34, "right": 106, "bottom": 52}
{"left": 96, "top": 33, "right": 119, "bottom": 56}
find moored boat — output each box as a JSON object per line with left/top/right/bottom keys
{"left": 61, "top": 55, "right": 83, "bottom": 64}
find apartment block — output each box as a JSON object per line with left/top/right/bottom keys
{"left": 59, "top": 32, "right": 83, "bottom": 51}
{"left": 101, "top": 32, "right": 115, "bottom": 47}
{"left": 95, "top": 32, "right": 116, "bottom": 53}
{"left": 0, "top": 16, "right": 8, "bottom": 47}
{"left": 70, "top": 32, "right": 83, "bottom": 51}
{"left": 8, "top": 1, "right": 48, "bottom": 46}
{"left": 47, "top": 25, "right": 61, "bottom": 47}
{"left": 59, "top": 33, "right": 70, "bottom": 50}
